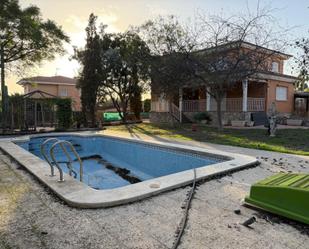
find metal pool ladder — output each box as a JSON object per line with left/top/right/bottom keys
{"left": 40, "top": 138, "right": 83, "bottom": 182}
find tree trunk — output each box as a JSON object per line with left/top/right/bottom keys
{"left": 90, "top": 104, "right": 96, "bottom": 128}
{"left": 82, "top": 107, "right": 87, "bottom": 127}
{"left": 121, "top": 102, "right": 128, "bottom": 124}
{"left": 0, "top": 45, "right": 6, "bottom": 128}
{"left": 216, "top": 97, "right": 223, "bottom": 131}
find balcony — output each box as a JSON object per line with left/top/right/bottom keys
{"left": 181, "top": 98, "right": 265, "bottom": 112}
{"left": 151, "top": 97, "right": 265, "bottom": 113}
{"left": 226, "top": 98, "right": 265, "bottom": 112}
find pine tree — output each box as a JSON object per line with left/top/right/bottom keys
{"left": 74, "top": 14, "right": 105, "bottom": 127}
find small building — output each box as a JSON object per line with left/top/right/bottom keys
{"left": 294, "top": 91, "right": 309, "bottom": 117}
{"left": 17, "top": 76, "right": 81, "bottom": 111}
{"left": 150, "top": 41, "right": 298, "bottom": 125}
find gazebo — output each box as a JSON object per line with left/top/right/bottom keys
{"left": 21, "top": 90, "right": 57, "bottom": 131}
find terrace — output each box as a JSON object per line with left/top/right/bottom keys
{"left": 151, "top": 80, "right": 267, "bottom": 116}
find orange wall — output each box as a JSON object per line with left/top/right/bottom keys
{"left": 24, "top": 83, "right": 81, "bottom": 111}
{"left": 227, "top": 82, "right": 266, "bottom": 98}
{"left": 27, "top": 84, "right": 58, "bottom": 96}
{"left": 266, "top": 80, "right": 294, "bottom": 113}
{"left": 238, "top": 47, "right": 285, "bottom": 73}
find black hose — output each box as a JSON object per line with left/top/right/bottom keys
{"left": 171, "top": 168, "right": 197, "bottom": 249}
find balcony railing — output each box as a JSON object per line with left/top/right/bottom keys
{"left": 151, "top": 98, "right": 265, "bottom": 113}
{"left": 182, "top": 99, "right": 207, "bottom": 112}
{"left": 181, "top": 98, "right": 265, "bottom": 112}
{"left": 247, "top": 98, "right": 266, "bottom": 112}
{"left": 225, "top": 98, "right": 265, "bottom": 112}
{"left": 226, "top": 98, "right": 242, "bottom": 112}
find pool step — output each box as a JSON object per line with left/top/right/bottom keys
{"left": 245, "top": 173, "right": 309, "bottom": 225}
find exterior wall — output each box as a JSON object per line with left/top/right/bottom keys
{"left": 240, "top": 46, "right": 286, "bottom": 73}
{"left": 270, "top": 58, "right": 284, "bottom": 74}
{"left": 25, "top": 83, "right": 58, "bottom": 96}
{"left": 266, "top": 80, "right": 294, "bottom": 113}
{"left": 248, "top": 82, "right": 267, "bottom": 98}
{"left": 207, "top": 111, "right": 252, "bottom": 125}
{"left": 227, "top": 81, "right": 266, "bottom": 98}
{"left": 182, "top": 111, "right": 252, "bottom": 124}
{"left": 61, "top": 85, "right": 81, "bottom": 111}
{"left": 23, "top": 83, "right": 81, "bottom": 111}
{"left": 149, "top": 112, "right": 175, "bottom": 124}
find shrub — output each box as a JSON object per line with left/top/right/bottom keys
{"left": 193, "top": 112, "right": 212, "bottom": 123}
{"left": 56, "top": 98, "right": 72, "bottom": 130}
{"left": 73, "top": 111, "right": 83, "bottom": 128}
{"left": 143, "top": 99, "right": 151, "bottom": 112}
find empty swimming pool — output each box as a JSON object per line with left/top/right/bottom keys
{"left": 0, "top": 133, "right": 257, "bottom": 208}
{"left": 16, "top": 135, "right": 224, "bottom": 190}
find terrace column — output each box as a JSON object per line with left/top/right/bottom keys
{"left": 206, "top": 87, "right": 211, "bottom": 111}
{"left": 242, "top": 79, "right": 248, "bottom": 112}
{"left": 179, "top": 88, "right": 183, "bottom": 123}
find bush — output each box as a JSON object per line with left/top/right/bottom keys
{"left": 193, "top": 112, "right": 212, "bottom": 123}
{"left": 73, "top": 111, "right": 83, "bottom": 128}
{"left": 56, "top": 98, "right": 72, "bottom": 129}
{"left": 143, "top": 99, "right": 151, "bottom": 112}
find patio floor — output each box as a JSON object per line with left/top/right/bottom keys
{"left": 0, "top": 133, "right": 308, "bottom": 249}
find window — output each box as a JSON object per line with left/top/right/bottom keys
{"left": 271, "top": 61, "right": 279, "bottom": 73}
{"left": 60, "top": 88, "right": 68, "bottom": 97}
{"left": 276, "top": 86, "right": 287, "bottom": 101}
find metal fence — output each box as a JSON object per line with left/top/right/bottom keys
{"left": 1, "top": 98, "right": 56, "bottom": 131}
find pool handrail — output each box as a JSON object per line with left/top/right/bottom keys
{"left": 40, "top": 138, "right": 60, "bottom": 176}
{"left": 50, "top": 140, "right": 83, "bottom": 182}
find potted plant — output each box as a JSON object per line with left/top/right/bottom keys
{"left": 286, "top": 119, "right": 303, "bottom": 126}
{"left": 193, "top": 112, "right": 212, "bottom": 124}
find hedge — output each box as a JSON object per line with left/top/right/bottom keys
{"left": 56, "top": 98, "right": 72, "bottom": 129}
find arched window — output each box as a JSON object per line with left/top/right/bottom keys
{"left": 271, "top": 62, "right": 279, "bottom": 73}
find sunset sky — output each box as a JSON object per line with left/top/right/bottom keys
{"left": 7, "top": 0, "right": 309, "bottom": 94}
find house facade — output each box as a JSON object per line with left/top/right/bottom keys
{"left": 17, "top": 76, "right": 81, "bottom": 111}
{"left": 150, "top": 42, "right": 298, "bottom": 125}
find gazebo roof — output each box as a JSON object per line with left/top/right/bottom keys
{"left": 22, "top": 90, "right": 57, "bottom": 99}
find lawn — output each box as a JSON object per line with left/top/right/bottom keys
{"left": 107, "top": 123, "right": 309, "bottom": 156}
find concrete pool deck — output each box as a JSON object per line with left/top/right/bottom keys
{"left": 0, "top": 133, "right": 257, "bottom": 208}
{"left": 0, "top": 131, "right": 308, "bottom": 248}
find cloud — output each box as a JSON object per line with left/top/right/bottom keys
{"left": 65, "top": 10, "right": 120, "bottom": 33}
{"left": 64, "top": 10, "right": 121, "bottom": 48}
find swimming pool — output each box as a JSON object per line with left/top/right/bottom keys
{"left": 16, "top": 135, "right": 223, "bottom": 190}
{"left": 0, "top": 133, "right": 257, "bottom": 208}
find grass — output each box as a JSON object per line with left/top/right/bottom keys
{"left": 107, "top": 123, "right": 309, "bottom": 156}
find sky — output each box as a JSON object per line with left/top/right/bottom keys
{"left": 7, "top": 0, "right": 309, "bottom": 94}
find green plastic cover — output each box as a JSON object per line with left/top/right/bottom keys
{"left": 245, "top": 173, "right": 309, "bottom": 224}
{"left": 103, "top": 112, "right": 122, "bottom": 122}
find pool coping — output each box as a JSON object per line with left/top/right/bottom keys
{"left": 0, "top": 132, "right": 258, "bottom": 208}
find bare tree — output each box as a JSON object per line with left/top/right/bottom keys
{"left": 140, "top": 7, "right": 289, "bottom": 130}
{"left": 294, "top": 35, "right": 309, "bottom": 91}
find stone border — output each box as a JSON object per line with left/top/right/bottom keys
{"left": 0, "top": 132, "right": 258, "bottom": 208}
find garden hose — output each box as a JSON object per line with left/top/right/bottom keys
{"left": 171, "top": 168, "right": 197, "bottom": 249}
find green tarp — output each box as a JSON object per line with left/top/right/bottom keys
{"left": 103, "top": 112, "right": 149, "bottom": 122}
{"left": 103, "top": 112, "right": 122, "bottom": 122}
